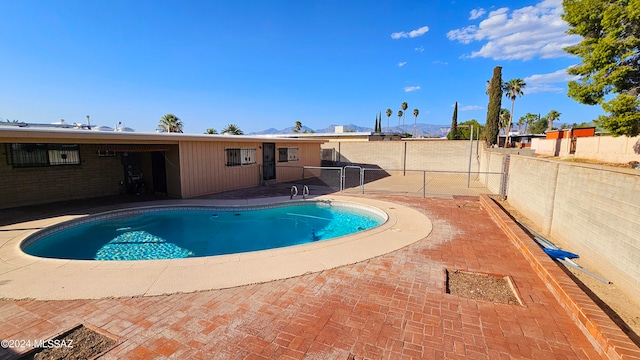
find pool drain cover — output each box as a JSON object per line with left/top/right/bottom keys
{"left": 445, "top": 269, "right": 521, "bottom": 305}
{"left": 19, "top": 324, "right": 117, "bottom": 360}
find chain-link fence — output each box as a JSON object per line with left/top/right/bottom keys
{"left": 275, "top": 165, "right": 505, "bottom": 198}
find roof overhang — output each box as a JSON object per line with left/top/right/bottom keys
{"left": 0, "top": 128, "right": 326, "bottom": 145}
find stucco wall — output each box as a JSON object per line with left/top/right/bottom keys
{"left": 531, "top": 138, "right": 568, "bottom": 157}
{"left": 532, "top": 135, "right": 640, "bottom": 163}
{"left": 0, "top": 144, "right": 123, "bottom": 209}
{"left": 574, "top": 135, "right": 640, "bottom": 163}
{"left": 507, "top": 155, "right": 640, "bottom": 300}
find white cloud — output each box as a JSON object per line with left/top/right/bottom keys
{"left": 391, "top": 25, "right": 429, "bottom": 39}
{"left": 404, "top": 86, "right": 421, "bottom": 92}
{"left": 415, "top": 46, "right": 425, "bottom": 52}
{"left": 460, "top": 105, "right": 483, "bottom": 111}
{"left": 398, "top": 61, "right": 407, "bottom": 67}
{"left": 432, "top": 60, "right": 448, "bottom": 65}
{"left": 447, "top": 0, "right": 581, "bottom": 60}
{"left": 469, "top": 8, "right": 486, "bottom": 20}
{"left": 523, "top": 67, "right": 580, "bottom": 94}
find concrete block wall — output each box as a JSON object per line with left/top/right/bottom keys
{"left": 551, "top": 164, "right": 640, "bottom": 298}
{"left": 0, "top": 144, "right": 123, "bottom": 209}
{"left": 321, "top": 140, "right": 479, "bottom": 172}
{"left": 322, "top": 142, "right": 404, "bottom": 169}
{"left": 506, "top": 155, "right": 640, "bottom": 300}
{"left": 506, "top": 156, "right": 559, "bottom": 234}
{"left": 480, "top": 151, "right": 506, "bottom": 194}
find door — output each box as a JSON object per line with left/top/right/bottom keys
{"left": 262, "top": 143, "right": 276, "bottom": 181}
{"left": 151, "top": 151, "right": 168, "bottom": 194}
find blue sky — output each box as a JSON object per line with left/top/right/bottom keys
{"left": 0, "top": 0, "right": 601, "bottom": 134}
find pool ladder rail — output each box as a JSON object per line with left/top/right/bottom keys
{"left": 290, "top": 185, "right": 310, "bottom": 199}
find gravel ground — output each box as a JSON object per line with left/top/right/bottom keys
{"left": 22, "top": 326, "right": 115, "bottom": 360}
{"left": 447, "top": 269, "right": 521, "bottom": 305}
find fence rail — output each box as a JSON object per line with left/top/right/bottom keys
{"left": 275, "top": 165, "right": 505, "bottom": 198}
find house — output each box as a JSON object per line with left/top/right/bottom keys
{"left": 0, "top": 124, "right": 324, "bottom": 209}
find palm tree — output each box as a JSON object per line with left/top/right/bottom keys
{"left": 159, "top": 113, "right": 183, "bottom": 133}
{"left": 204, "top": 128, "right": 217, "bottom": 134}
{"left": 547, "top": 110, "right": 561, "bottom": 131}
{"left": 527, "top": 114, "right": 537, "bottom": 134}
{"left": 518, "top": 117, "right": 525, "bottom": 134}
{"left": 294, "top": 121, "right": 302, "bottom": 133}
{"left": 385, "top": 108, "right": 392, "bottom": 132}
{"left": 412, "top": 108, "right": 419, "bottom": 138}
{"left": 498, "top": 108, "right": 510, "bottom": 145}
{"left": 502, "top": 78, "right": 526, "bottom": 147}
{"left": 397, "top": 110, "right": 403, "bottom": 132}
{"left": 401, "top": 102, "right": 408, "bottom": 133}
{"left": 222, "top": 124, "right": 243, "bottom": 135}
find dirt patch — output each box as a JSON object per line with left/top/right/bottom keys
{"left": 20, "top": 325, "right": 116, "bottom": 360}
{"left": 446, "top": 269, "right": 521, "bottom": 305}
{"left": 536, "top": 155, "right": 639, "bottom": 169}
{"left": 494, "top": 197, "right": 640, "bottom": 344}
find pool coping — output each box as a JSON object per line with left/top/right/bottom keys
{"left": 0, "top": 195, "right": 432, "bottom": 300}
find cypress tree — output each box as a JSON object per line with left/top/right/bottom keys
{"left": 485, "top": 66, "right": 503, "bottom": 145}
{"left": 448, "top": 102, "right": 459, "bottom": 140}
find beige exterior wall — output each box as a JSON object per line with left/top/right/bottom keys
{"left": 0, "top": 144, "right": 124, "bottom": 209}
{"left": 178, "top": 141, "right": 261, "bottom": 198}
{"left": 177, "top": 140, "right": 321, "bottom": 198}
{"left": 0, "top": 128, "right": 323, "bottom": 207}
{"left": 506, "top": 155, "right": 640, "bottom": 300}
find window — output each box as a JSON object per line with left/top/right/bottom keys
{"left": 226, "top": 148, "right": 256, "bottom": 166}
{"left": 8, "top": 143, "right": 81, "bottom": 168}
{"left": 277, "top": 147, "right": 299, "bottom": 162}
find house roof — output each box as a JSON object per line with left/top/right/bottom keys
{"left": 0, "top": 126, "right": 327, "bottom": 145}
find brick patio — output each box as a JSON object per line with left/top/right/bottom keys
{"left": 0, "top": 194, "right": 637, "bottom": 359}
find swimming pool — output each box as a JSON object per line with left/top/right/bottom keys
{"left": 22, "top": 201, "right": 387, "bottom": 261}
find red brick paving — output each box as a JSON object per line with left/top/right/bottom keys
{"left": 0, "top": 195, "right": 633, "bottom": 359}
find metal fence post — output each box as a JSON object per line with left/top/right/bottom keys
{"left": 423, "top": 170, "right": 426, "bottom": 198}
{"left": 360, "top": 168, "right": 365, "bottom": 194}
{"left": 467, "top": 125, "right": 473, "bottom": 188}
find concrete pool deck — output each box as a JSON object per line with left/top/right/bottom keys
{"left": 0, "top": 192, "right": 638, "bottom": 359}
{"left": 0, "top": 195, "right": 432, "bottom": 300}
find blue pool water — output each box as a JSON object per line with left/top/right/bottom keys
{"left": 22, "top": 202, "right": 386, "bottom": 261}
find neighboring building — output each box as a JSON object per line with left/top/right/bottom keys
{"left": 0, "top": 125, "right": 324, "bottom": 209}
{"left": 545, "top": 127, "right": 596, "bottom": 140}
{"left": 499, "top": 133, "right": 546, "bottom": 148}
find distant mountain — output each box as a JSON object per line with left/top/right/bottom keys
{"left": 251, "top": 126, "right": 314, "bottom": 135}
{"left": 249, "top": 123, "right": 449, "bottom": 137}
